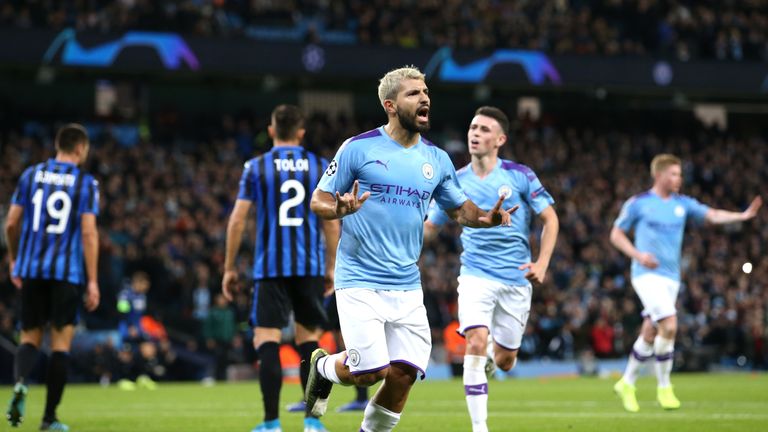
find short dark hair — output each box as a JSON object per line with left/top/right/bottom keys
{"left": 271, "top": 104, "right": 305, "bottom": 141}
{"left": 55, "top": 123, "right": 89, "bottom": 153}
{"left": 474, "top": 106, "right": 509, "bottom": 135}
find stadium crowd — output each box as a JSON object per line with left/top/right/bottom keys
{"left": 3, "top": 0, "right": 768, "bottom": 61}
{"left": 1, "top": 110, "right": 767, "bottom": 384}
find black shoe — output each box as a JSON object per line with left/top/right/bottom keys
{"left": 305, "top": 349, "right": 334, "bottom": 418}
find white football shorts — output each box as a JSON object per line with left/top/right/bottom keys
{"left": 631, "top": 273, "right": 680, "bottom": 322}
{"left": 457, "top": 274, "right": 532, "bottom": 351}
{"left": 335, "top": 288, "right": 431, "bottom": 379}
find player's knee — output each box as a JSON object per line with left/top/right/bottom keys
{"left": 465, "top": 337, "right": 487, "bottom": 356}
{"left": 496, "top": 351, "right": 518, "bottom": 372}
{"left": 386, "top": 364, "right": 418, "bottom": 388}
{"left": 352, "top": 368, "right": 389, "bottom": 387}
{"left": 657, "top": 317, "right": 677, "bottom": 338}
{"left": 464, "top": 329, "right": 489, "bottom": 355}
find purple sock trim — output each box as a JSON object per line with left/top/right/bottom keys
{"left": 390, "top": 359, "right": 426, "bottom": 380}
{"left": 631, "top": 349, "right": 654, "bottom": 361}
{"left": 464, "top": 383, "right": 488, "bottom": 396}
{"left": 656, "top": 352, "right": 674, "bottom": 362}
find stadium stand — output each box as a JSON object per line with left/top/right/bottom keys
{"left": 3, "top": 0, "right": 768, "bottom": 60}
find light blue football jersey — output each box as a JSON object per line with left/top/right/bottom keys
{"left": 316, "top": 127, "right": 468, "bottom": 291}
{"left": 427, "top": 159, "right": 555, "bottom": 286}
{"left": 614, "top": 190, "right": 709, "bottom": 281}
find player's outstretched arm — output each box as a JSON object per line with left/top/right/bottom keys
{"left": 609, "top": 226, "right": 658, "bottom": 269}
{"left": 4, "top": 204, "right": 23, "bottom": 289}
{"left": 310, "top": 180, "right": 370, "bottom": 220}
{"left": 705, "top": 196, "right": 763, "bottom": 225}
{"left": 81, "top": 213, "right": 100, "bottom": 311}
{"left": 519, "top": 205, "right": 559, "bottom": 284}
{"left": 222, "top": 199, "right": 251, "bottom": 301}
{"left": 447, "top": 196, "right": 518, "bottom": 228}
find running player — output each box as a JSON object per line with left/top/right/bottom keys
{"left": 425, "top": 106, "right": 559, "bottom": 432}
{"left": 611, "top": 154, "right": 762, "bottom": 412}
{"left": 306, "top": 66, "right": 517, "bottom": 432}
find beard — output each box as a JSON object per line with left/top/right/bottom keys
{"left": 396, "top": 107, "right": 430, "bottom": 134}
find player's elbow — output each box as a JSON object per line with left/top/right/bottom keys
{"left": 609, "top": 227, "right": 623, "bottom": 248}
{"left": 4, "top": 218, "right": 18, "bottom": 234}
{"left": 310, "top": 190, "right": 334, "bottom": 219}
{"left": 227, "top": 215, "right": 245, "bottom": 233}
{"left": 309, "top": 197, "right": 322, "bottom": 215}
{"left": 81, "top": 226, "right": 98, "bottom": 242}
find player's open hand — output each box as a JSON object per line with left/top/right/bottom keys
{"left": 478, "top": 196, "right": 519, "bottom": 227}
{"left": 742, "top": 196, "right": 763, "bottom": 220}
{"left": 520, "top": 261, "right": 548, "bottom": 284}
{"left": 84, "top": 281, "right": 100, "bottom": 312}
{"left": 8, "top": 259, "right": 21, "bottom": 289}
{"left": 335, "top": 180, "right": 370, "bottom": 218}
{"left": 222, "top": 269, "right": 239, "bottom": 301}
{"left": 637, "top": 252, "right": 659, "bottom": 269}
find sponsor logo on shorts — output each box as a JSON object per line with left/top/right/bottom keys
{"left": 348, "top": 349, "right": 361, "bottom": 367}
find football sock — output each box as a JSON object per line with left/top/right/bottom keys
{"left": 258, "top": 342, "right": 282, "bottom": 421}
{"left": 14, "top": 343, "right": 39, "bottom": 383}
{"left": 654, "top": 336, "right": 675, "bottom": 388}
{"left": 356, "top": 385, "right": 368, "bottom": 402}
{"left": 318, "top": 352, "right": 344, "bottom": 385}
{"left": 361, "top": 401, "right": 400, "bottom": 432}
{"left": 298, "top": 341, "right": 318, "bottom": 394}
{"left": 463, "top": 355, "right": 488, "bottom": 432}
{"left": 43, "top": 351, "right": 69, "bottom": 423}
{"left": 623, "top": 336, "right": 654, "bottom": 385}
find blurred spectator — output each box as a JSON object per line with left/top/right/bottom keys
{"left": 117, "top": 271, "right": 150, "bottom": 342}
{"left": 203, "top": 293, "right": 236, "bottom": 380}
{"left": 3, "top": 1, "right": 768, "bottom": 61}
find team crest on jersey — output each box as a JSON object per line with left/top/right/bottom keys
{"left": 674, "top": 205, "right": 685, "bottom": 217}
{"left": 348, "top": 349, "right": 361, "bottom": 366}
{"left": 422, "top": 163, "right": 434, "bottom": 179}
{"left": 325, "top": 159, "right": 338, "bottom": 176}
{"left": 497, "top": 185, "right": 512, "bottom": 199}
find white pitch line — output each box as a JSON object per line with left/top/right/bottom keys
{"left": 413, "top": 400, "right": 768, "bottom": 409}
{"left": 411, "top": 411, "right": 768, "bottom": 420}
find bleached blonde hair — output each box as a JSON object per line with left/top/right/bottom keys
{"left": 377, "top": 66, "right": 426, "bottom": 108}
{"left": 650, "top": 154, "right": 681, "bottom": 177}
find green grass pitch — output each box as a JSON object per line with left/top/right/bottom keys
{"left": 4, "top": 373, "right": 766, "bottom": 431}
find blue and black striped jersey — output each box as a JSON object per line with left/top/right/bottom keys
{"left": 237, "top": 146, "right": 328, "bottom": 280}
{"left": 11, "top": 159, "right": 99, "bottom": 285}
